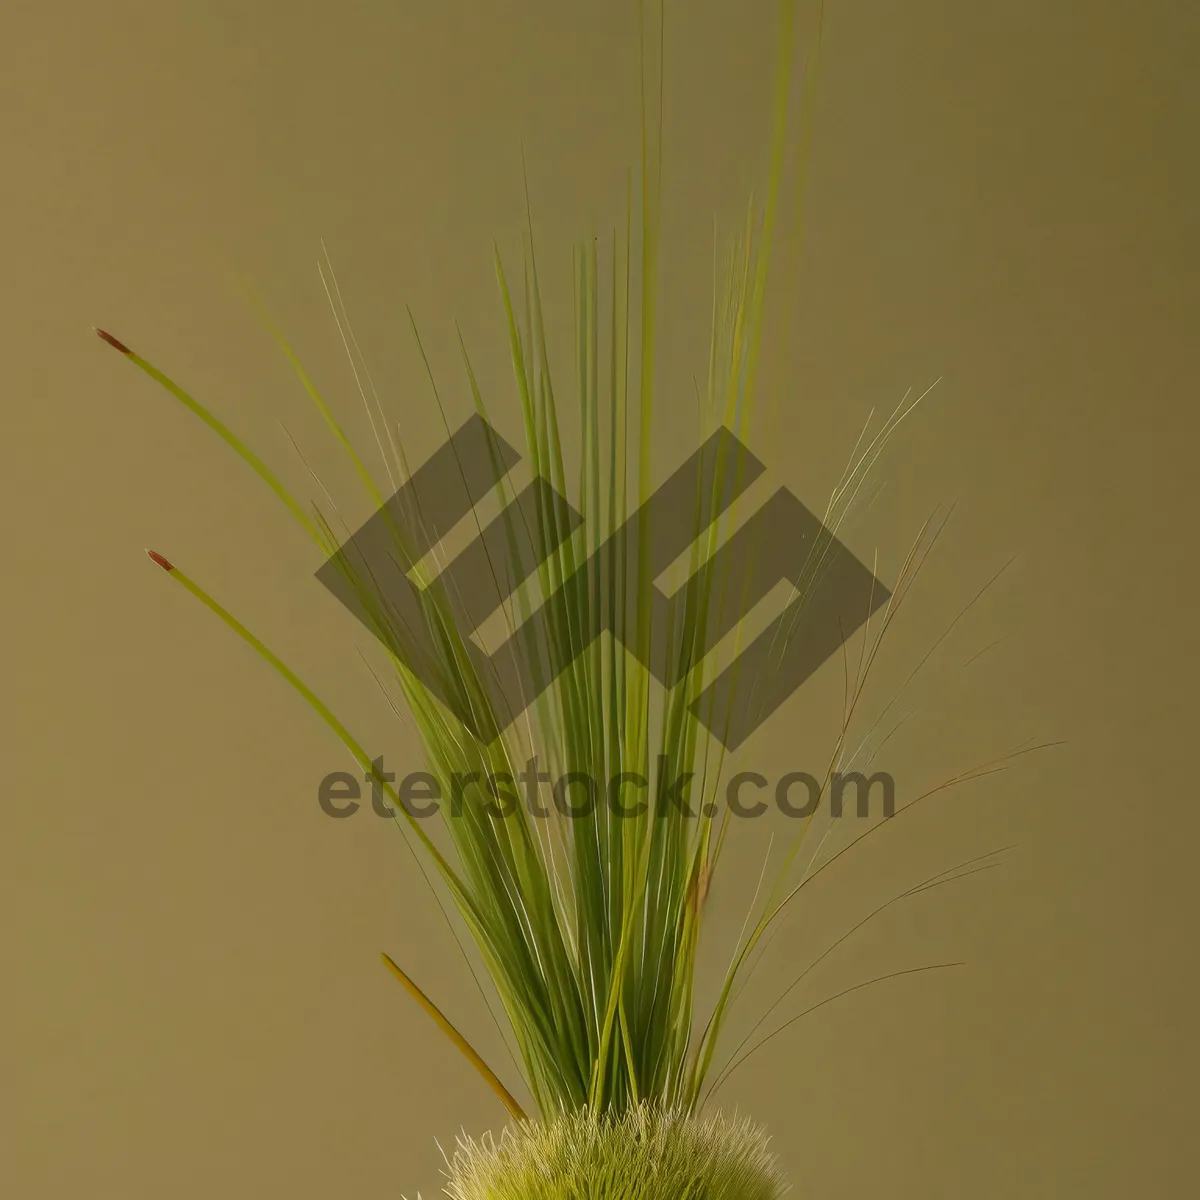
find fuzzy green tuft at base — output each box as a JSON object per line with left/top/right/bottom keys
{"left": 438, "top": 1105, "right": 786, "bottom": 1200}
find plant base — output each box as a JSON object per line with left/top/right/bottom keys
{"left": 441, "top": 1104, "right": 787, "bottom": 1200}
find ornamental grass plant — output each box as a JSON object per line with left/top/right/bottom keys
{"left": 97, "top": 2, "right": 1035, "bottom": 1194}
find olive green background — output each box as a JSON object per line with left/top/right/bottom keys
{"left": 3, "top": 1, "right": 1196, "bottom": 1196}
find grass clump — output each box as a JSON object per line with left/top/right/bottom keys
{"left": 95, "top": 0, "right": 1029, "bottom": 1193}
{"left": 441, "top": 1103, "right": 786, "bottom": 1200}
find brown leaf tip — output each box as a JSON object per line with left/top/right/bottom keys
{"left": 146, "top": 550, "right": 175, "bottom": 572}
{"left": 94, "top": 327, "right": 132, "bottom": 355}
